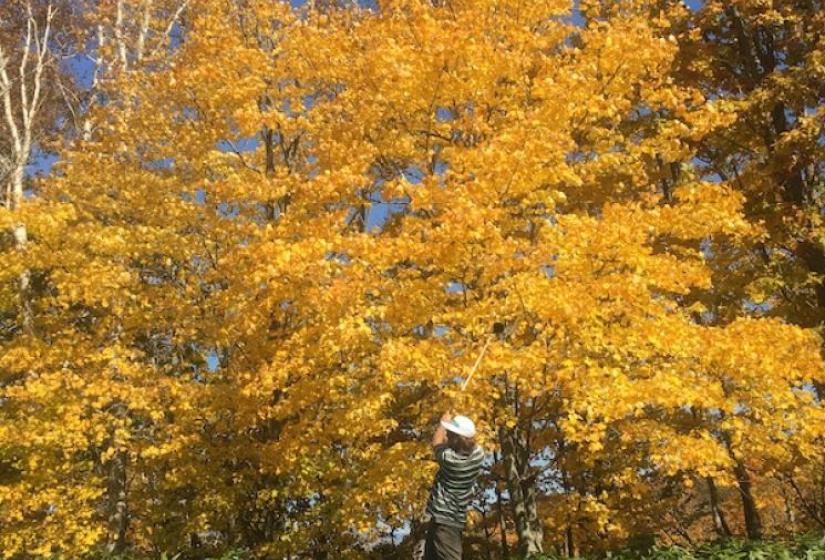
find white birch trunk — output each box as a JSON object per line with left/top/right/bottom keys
{"left": 0, "top": 1, "right": 54, "bottom": 334}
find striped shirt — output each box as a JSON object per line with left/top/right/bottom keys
{"left": 426, "top": 444, "right": 485, "bottom": 528}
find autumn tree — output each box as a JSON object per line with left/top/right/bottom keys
{"left": 1, "top": 0, "right": 197, "bottom": 556}
{"left": 1, "top": 1, "right": 825, "bottom": 558}
{"left": 670, "top": 0, "right": 825, "bottom": 540}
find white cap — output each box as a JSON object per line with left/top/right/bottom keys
{"left": 441, "top": 415, "right": 476, "bottom": 438}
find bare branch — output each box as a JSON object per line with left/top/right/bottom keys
{"left": 115, "top": 0, "right": 129, "bottom": 70}
{"left": 18, "top": 7, "right": 34, "bottom": 122}
{"left": 26, "top": 4, "right": 54, "bottom": 127}
{"left": 136, "top": 0, "right": 154, "bottom": 62}
{"left": 146, "top": 0, "right": 190, "bottom": 60}
{"left": 225, "top": 139, "right": 262, "bottom": 174}
{"left": 0, "top": 42, "right": 23, "bottom": 156}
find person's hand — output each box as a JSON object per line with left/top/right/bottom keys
{"left": 440, "top": 411, "right": 453, "bottom": 423}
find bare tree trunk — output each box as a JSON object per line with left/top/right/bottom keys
{"left": 781, "top": 483, "right": 796, "bottom": 534}
{"left": 10, "top": 166, "right": 32, "bottom": 333}
{"left": 493, "top": 450, "right": 510, "bottom": 560}
{"left": 262, "top": 127, "right": 277, "bottom": 220}
{"left": 732, "top": 458, "right": 763, "bottom": 540}
{"left": 520, "top": 478, "right": 542, "bottom": 553}
{"left": 107, "top": 448, "right": 130, "bottom": 554}
{"left": 499, "top": 426, "right": 543, "bottom": 557}
{"left": 706, "top": 477, "right": 733, "bottom": 538}
{"left": 479, "top": 504, "right": 493, "bottom": 560}
{"left": 410, "top": 513, "right": 428, "bottom": 560}
{"left": 0, "top": 2, "right": 54, "bottom": 335}
{"left": 565, "top": 524, "right": 577, "bottom": 558}
{"left": 720, "top": 432, "right": 763, "bottom": 540}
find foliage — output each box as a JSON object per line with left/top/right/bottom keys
{"left": 534, "top": 535, "right": 825, "bottom": 559}
{"left": 0, "top": 0, "right": 824, "bottom": 558}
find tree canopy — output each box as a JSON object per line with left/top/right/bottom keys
{"left": 1, "top": 0, "right": 824, "bottom": 558}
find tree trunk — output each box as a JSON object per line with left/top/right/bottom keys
{"left": 564, "top": 524, "right": 577, "bottom": 558}
{"left": 107, "top": 448, "right": 129, "bottom": 554}
{"left": 10, "top": 166, "right": 32, "bottom": 333}
{"left": 493, "top": 451, "right": 510, "bottom": 560}
{"left": 410, "top": 513, "right": 427, "bottom": 560}
{"left": 499, "top": 427, "right": 543, "bottom": 556}
{"left": 706, "top": 477, "right": 732, "bottom": 538}
{"left": 732, "top": 457, "right": 763, "bottom": 540}
{"left": 720, "top": 430, "right": 763, "bottom": 540}
{"left": 519, "top": 478, "right": 542, "bottom": 553}
{"left": 0, "top": 2, "right": 55, "bottom": 336}
{"left": 479, "top": 505, "right": 493, "bottom": 560}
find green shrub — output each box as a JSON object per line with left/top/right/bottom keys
{"left": 531, "top": 534, "right": 825, "bottom": 560}
{"left": 85, "top": 536, "right": 825, "bottom": 560}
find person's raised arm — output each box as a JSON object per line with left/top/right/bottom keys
{"left": 432, "top": 411, "right": 452, "bottom": 449}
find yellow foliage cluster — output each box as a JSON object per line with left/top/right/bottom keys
{"left": 1, "top": 0, "right": 824, "bottom": 557}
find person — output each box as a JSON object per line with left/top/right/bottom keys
{"left": 423, "top": 411, "right": 484, "bottom": 560}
